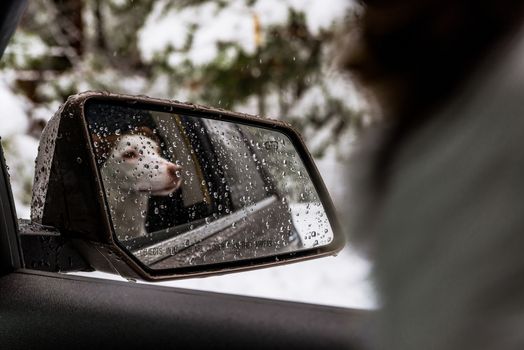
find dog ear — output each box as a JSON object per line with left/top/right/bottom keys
{"left": 134, "top": 126, "right": 155, "bottom": 138}
{"left": 134, "top": 126, "right": 162, "bottom": 150}
{"left": 91, "top": 133, "right": 104, "bottom": 160}
{"left": 91, "top": 133, "right": 118, "bottom": 164}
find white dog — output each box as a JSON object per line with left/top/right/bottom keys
{"left": 93, "top": 128, "right": 182, "bottom": 240}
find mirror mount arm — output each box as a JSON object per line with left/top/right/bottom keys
{"left": 18, "top": 219, "right": 93, "bottom": 273}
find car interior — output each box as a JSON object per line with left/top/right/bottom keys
{"left": 0, "top": 1, "right": 373, "bottom": 349}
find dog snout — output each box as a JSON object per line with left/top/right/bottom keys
{"left": 166, "top": 163, "right": 182, "bottom": 179}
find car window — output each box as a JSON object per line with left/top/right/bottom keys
{"left": 0, "top": 0, "right": 376, "bottom": 309}
{"left": 202, "top": 119, "right": 270, "bottom": 207}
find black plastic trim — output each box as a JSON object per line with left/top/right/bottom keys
{"left": 0, "top": 143, "right": 23, "bottom": 275}
{"left": 0, "top": 0, "right": 27, "bottom": 59}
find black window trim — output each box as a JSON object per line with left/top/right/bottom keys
{"left": 0, "top": 142, "right": 23, "bottom": 275}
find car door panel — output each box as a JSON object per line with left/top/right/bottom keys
{"left": 0, "top": 270, "right": 371, "bottom": 349}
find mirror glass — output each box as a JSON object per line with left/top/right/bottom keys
{"left": 85, "top": 101, "right": 335, "bottom": 269}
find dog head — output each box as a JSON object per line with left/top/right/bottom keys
{"left": 93, "top": 127, "right": 182, "bottom": 196}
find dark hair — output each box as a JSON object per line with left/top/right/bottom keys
{"left": 342, "top": 0, "right": 524, "bottom": 187}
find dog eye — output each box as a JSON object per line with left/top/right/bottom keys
{"left": 122, "top": 150, "right": 138, "bottom": 159}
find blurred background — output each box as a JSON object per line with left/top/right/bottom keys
{"left": 0, "top": 0, "right": 376, "bottom": 309}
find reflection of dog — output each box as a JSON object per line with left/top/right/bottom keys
{"left": 93, "top": 127, "right": 182, "bottom": 240}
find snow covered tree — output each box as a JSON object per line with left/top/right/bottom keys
{"left": 0, "top": 0, "right": 368, "bottom": 216}
{"left": 138, "top": 0, "right": 368, "bottom": 157}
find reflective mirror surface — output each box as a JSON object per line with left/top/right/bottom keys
{"left": 86, "top": 102, "right": 334, "bottom": 269}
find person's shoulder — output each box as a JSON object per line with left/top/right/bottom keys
{"left": 393, "top": 23, "right": 524, "bottom": 183}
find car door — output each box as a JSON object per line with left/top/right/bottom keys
{"left": 0, "top": 1, "right": 372, "bottom": 349}
{"left": 0, "top": 136, "right": 371, "bottom": 350}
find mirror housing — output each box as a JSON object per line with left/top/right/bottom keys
{"left": 29, "top": 91, "right": 344, "bottom": 281}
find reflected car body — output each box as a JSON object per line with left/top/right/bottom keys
{"left": 86, "top": 102, "right": 303, "bottom": 268}
{"left": 99, "top": 112, "right": 303, "bottom": 266}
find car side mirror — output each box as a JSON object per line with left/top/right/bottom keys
{"left": 27, "top": 91, "right": 344, "bottom": 281}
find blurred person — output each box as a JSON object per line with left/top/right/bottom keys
{"left": 340, "top": 1, "right": 524, "bottom": 349}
